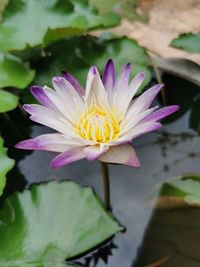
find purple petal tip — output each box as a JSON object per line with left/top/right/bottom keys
{"left": 23, "top": 104, "right": 32, "bottom": 113}
{"left": 91, "top": 66, "right": 97, "bottom": 74}
{"left": 52, "top": 76, "right": 66, "bottom": 86}
{"left": 126, "top": 63, "right": 131, "bottom": 69}
{"left": 140, "top": 72, "right": 145, "bottom": 78}
{"left": 106, "top": 59, "right": 114, "bottom": 66}
{"left": 126, "top": 157, "right": 140, "bottom": 168}
{"left": 15, "top": 141, "right": 29, "bottom": 150}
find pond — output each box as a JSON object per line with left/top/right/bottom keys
{"left": 1, "top": 71, "right": 200, "bottom": 267}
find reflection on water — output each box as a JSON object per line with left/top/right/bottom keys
{"left": 1, "top": 73, "right": 200, "bottom": 267}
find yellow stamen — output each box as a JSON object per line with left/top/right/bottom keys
{"left": 76, "top": 106, "right": 121, "bottom": 143}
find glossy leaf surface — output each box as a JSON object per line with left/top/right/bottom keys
{"left": 0, "top": 0, "right": 119, "bottom": 52}
{"left": 0, "top": 90, "right": 18, "bottom": 112}
{"left": 0, "top": 53, "right": 35, "bottom": 89}
{"left": 171, "top": 33, "right": 200, "bottom": 53}
{"left": 0, "top": 181, "right": 122, "bottom": 266}
{"left": 0, "top": 136, "right": 15, "bottom": 196}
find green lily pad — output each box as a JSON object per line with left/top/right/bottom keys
{"left": 151, "top": 174, "right": 200, "bottom": 209}
{"left": 0, "top": 90, "right": 18, "bottom": 112}
{"left": 34, "top": 35, "right": 151, "bottom": 96}
{"left": 170, "top": 33, "right": 200, "bottom": 53}
{"left": 0, "top": 0, "right": 119, "bottom": 52}
{"left": 0, "top": 181, "right": 122, "bottom": 266}
{"left": 0, "top": 53, "right": 35, "bottom": 89}
{"left": 0, "top": 136, "right": 15, "bottom": 196}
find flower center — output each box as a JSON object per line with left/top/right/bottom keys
{"left": 76, "top": 106, "right": 121, "bottom": 143}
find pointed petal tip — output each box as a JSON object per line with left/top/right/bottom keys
{"left": 106, "top": 58, "right": 114, "bottom": 66}
{"left": 50, "top": 155, "right": 65, "bottom": 169}
{"left": 50, "top": 160, "right": 59, "bottom": 170}
{"left": 90, "top": 66, "right": 97, "bottom": 75}
{"left": 158, "top": 83, "right": 165, "bottom": 89}
{"left": 62, "top": 69, "right": 67, "bottom": 75}
{"left": 52, "top": 76, "right": 64, "bottom": 84}
{"left": 139, "top": 71, "right": 145, "bottom": 78}
{"left": 126, "top": 157, "right": 140, "bottom": 168}
{"left": 15, "top": 140, "right": 29, "bottom": 150}
{"left": 30, "top": 85, "right": 41, "bottom": 94}
{"left": 23, "top": 104, "right": 32, "bottom": 113}
{"left": 172, "top": 105, "right": 180, "bottom": 112}
{"left": 14, "top": 142, "right": 22, "bottom": 149}
{"left": 126, "top": 62, "right": 131, "bottom": 70}
{"left": 166, "top": 105, "right": 179, "bottom": 115}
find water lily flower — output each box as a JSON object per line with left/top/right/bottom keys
{"left": 15, "top": 60, "right": 178, "bottom": 169}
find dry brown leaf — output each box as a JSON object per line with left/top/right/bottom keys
{"left": 0, "top": 0, "right": 8, "bottom": 22}
{"left": 111, "top": 0, "right": 200, "bottom": 65}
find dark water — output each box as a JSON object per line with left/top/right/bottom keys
{"left": 1, "top": 73, "right": 200, "bottom": 267}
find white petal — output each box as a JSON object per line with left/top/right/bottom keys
{"left": 120, "top": 72, "right": 145, "bottom": 113}
{"left": 84, "top": 145, "right": 109, "bottom": 161}
{"left": 98, "top": 144, "right": 140, "bottom": 167}
{"left": 113, "top": 121, "right": 162, "bottom": 145}
{"left": 43, "top": 86, "right": 77, "bottom": 124}
{"left": 85, "top": 69, "right": 109, "bottom": 109}
{"left": 85, "top": 66, "right": 97, "bottom": 99}
{"left": 120, "top": 107, "right": 158, "bottom": 136}
{"left": 112, "top": 63, "right": 131, "bottom": 111}
{"left": 24, "top": 104, "right": 77, "bottom": 137}
{"left": 52, "top": 77, "right": 84, "bottom": 119}
{"left": 15, "top": 133, "right": 81, "bottom": 153}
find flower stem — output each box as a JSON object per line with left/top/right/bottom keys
{"left": 100, "top": 162, "right": 111, "bottom": 210}
{"left": 148, "top": 54, "right": 167, "bottom": 106}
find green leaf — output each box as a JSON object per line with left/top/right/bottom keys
{"left": 34, "top": 36, "right": 151, "bottom": 95}
{"left": 170, "top": 32, "right": 200, "bottom": 53}
{"left": 0, "top": 53, "right": 35, "bottom": 89}
{"left": 0, "top": 136, "right": 15, "bottom": 196}
{"left": 0, "top": 181, "right": 122, "bottom": 266}
{"left": 189, "top": 96, "right": 200, "bottom": 134}
{"left": 151, "top": 174, "right": 200, "bottom": 209}
{"left": 89, "top": 0, "right": 145, "bottom": 22}
{"left": 0, "top": 90, "right": 18, "bottom": 112}
{"left": 0, "top": 0, "right": 8, "bottom": 21}
{"left": 0, "top": 0, "right": 120, "bottom": 52}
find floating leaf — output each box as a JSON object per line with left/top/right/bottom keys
{"left": 133, "top": 207, "right": 200, "bottom": 267}
{"left": 189, "top": 96, "right": 200, "bottom": 134}
{"left": 0, "top": 90, "right": 18, "bottom": 112}
{"left": 170, "top": 33, "right": 200, "bottom": 53}
{"left": 0, "top": 136, "right": 15, "bottom": 196}
{"left": 0, "top": 0, "right": 119, "bottom": 52}
{"left": 0, "top": 181, "right": 122, "bottom": 266}
{"left": 151, "top": 174, "right": 200, "bottom": 209}
{"left": 0, "top": 53, "right": 35, "bottom": 89}
{"left": 34, "top": 36, "right": 151, "bottom": 95}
